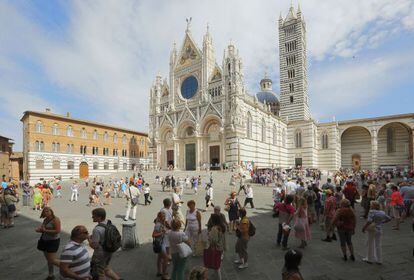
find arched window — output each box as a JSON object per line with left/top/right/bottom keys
{"left": 40, "top": 141, "right": 44, "bottom": 152}
{"left": 123, "top": 162, "right": 127, "bottom": 170}
{"left": 93, "top": 162, "right": 99, "bottom": 170}
{"left": 122, "top": 135, "right": 127, "bottom": 145}
{"left": 66, "top": 125, "right": 73, "bottom": 137}
{"left": 93, "top": 130, "right": 98, "bottom": 140}
{"left": 131, "top": 136, "right": 136, "bottom": 144}
{"left": 67, "top": 161, "right": 74, "bottom": 170}
{"left": 35, "top": 141, "right": 40, "bottom": 152}
{"left": 36, "top": 121, "right": 43, "bottom": 133}
{"left": 295, "top": 130, "right": 302, "bottom": 148}
{"left": 104, "top": 162, "right": 109, "bottom": 170}
{"left": 387, "top": 127, "right": 396, "bottom": 153}
{"left": 261, "top": 119, "right": 266, "bottom": 142}
{"left": 246, "top": 112, "right": 252, "bottom": 139}
{"left": 52, "top": 123, "right": 59, "bottom": 135}
{"left": 103, "top": 132, "right": 109, "bottom": 142}
{"left": 81, "top": 128, "right": 87, "bottom": 139}
{"left": 273, "top": 125, "right": 278, "bottom": 145}
{"left": 140, "top": 138, "right": 145, "bottom": 146}
{"left": 322, "top": 132, "right": 329, "bottom": 149}
{"left": 113, "top": 133, "right": 118, "bottom": 143}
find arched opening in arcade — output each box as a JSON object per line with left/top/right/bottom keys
{"left": 377, "top": 122, "right": 412, "bottom": 170}
{"left": 341, "top": 126, "right": 372, "bottom": 171}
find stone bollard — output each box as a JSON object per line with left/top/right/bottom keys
{"left": 121, "top": 221, "right": 139, "bottom": 249}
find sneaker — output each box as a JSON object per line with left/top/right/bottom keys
{"left": 362, "top": 258, "right": 373, "bottom": 264}
{"left": 123, "top": 218, "right": 129, "bottom": 221}
{"left": 233, "top": 259, "right": 242, "bottom": 264}
{"left": 332, "top": 234, "right": 337, "bottom": 241}
{"left": 342, "top": 255, "right": 347, "bottom": 261}
{"left": 350, "top": 255, "right": 355, "bottom": 261}
{"left": 238, "top": 263, "right": 248, "bottom": 269}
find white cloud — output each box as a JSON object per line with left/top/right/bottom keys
{"left": 310, "top": 50, "right": 414, "bottom": 121}
{"left": 0, "top": 0, "right": 414, "bottom": 150}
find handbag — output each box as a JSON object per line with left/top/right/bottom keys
{"left": 128, "top": 188, "right": 139, "bottom": 205}
{"left": 4, "top": 192, "right": 16, "bottom": 213}
{"left": 177, "top": 242, "right": 192, "bottom": 258}
{"left": 366, "top": 222, "right": 376, "bottom": 232}
{"left": 293, "top": 221, "right": 304, "bottom": 233}
{"left": 224, "top": 204, "right": 230, "bottom": 212}
{"left": 152, "top": 237, "right": 163, "bottom": 253}
{"left": 203, "top": 246, "right": 222, "bottom": 269}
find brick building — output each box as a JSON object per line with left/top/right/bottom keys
{"left": 21, "top": 109, "right": 149, "bottom": 184}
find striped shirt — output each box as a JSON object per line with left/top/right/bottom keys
{"left": 60, "top": 241, "right": 90, "bottom": 279}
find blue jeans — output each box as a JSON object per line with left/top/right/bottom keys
{"left": 277, "top": 223, "right": 289, "bottom": 248}
{"left": 171, "top": 253, "right": 187, "bottom": 280}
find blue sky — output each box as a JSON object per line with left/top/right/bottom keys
{"left": 1, "top": 0, "right": 414, "bottom": 150}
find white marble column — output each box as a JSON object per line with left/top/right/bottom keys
{"left": 196, "top": 137, "right": 202, "bottom": 171}
{"left": 174, "top": 140, "right": 180, "bottom": 170}
{"left": 371, "top": 129, "right": 378, "bottom": 170}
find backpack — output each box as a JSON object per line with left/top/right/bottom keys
{"left": 248, "top": 220, "right": 256, "bottom": 237}
{"left": 98, "top": 220, "right": 122, "bottom": 253}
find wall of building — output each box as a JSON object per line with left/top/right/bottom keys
{"left": 22, "top": 111, "right": 149, "bottom": 183}
{"left": 377, "top": 123, "right": 411, "bottom": 167}
{"left": 341, "top": 126, "right": 372, "bottom": 169}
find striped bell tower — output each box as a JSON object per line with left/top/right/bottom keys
{"left": 278, "top": 4, "right": 310, "bottom": 121}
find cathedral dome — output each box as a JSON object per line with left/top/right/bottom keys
{"left": 256, "top": 91, "right": 279, "bottom": 104}
{"left": 256, "top": 74, "right": 279, "bottom": 104}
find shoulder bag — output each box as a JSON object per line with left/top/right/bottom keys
{"left": 177, "top": 234, "right": 192, "bottom": 258}
{"left": 128, "top": 188, "right": 139, "bottom": 206}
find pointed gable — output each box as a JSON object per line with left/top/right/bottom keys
{"left": 210, "top": 65, "right": 222, "bottom": 82}
{"left": 175, "top": 31, "right": 202, "bottom": 70}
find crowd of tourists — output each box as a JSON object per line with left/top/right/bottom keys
{"left": 2, "top": 166, "right": 414, "bottom": 280}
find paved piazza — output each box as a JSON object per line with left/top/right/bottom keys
{"left": 1, "top": 171, "right": 413, "bottom": 280}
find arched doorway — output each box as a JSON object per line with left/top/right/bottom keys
{"left": 79, "top": 162, "right": 89, "bottom": 179}
{"left": 341, "top": 127, "right": 372, "bottom": 169}
{"left": 378, "top": 122, "right": 412, "bottom": 169}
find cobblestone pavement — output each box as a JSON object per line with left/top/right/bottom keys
{"left": 1, "top": 171, "right": 413, "bottom": 280}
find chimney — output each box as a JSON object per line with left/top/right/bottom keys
{"left": 66, "top": 112, "right": 71, "bottom": 118}
{"left": 45, "top": 108, "right": 51, "bottom": 113}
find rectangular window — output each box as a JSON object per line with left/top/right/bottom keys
{"left": 67, "top": 161, "right": 74, "bottom": 170}
{"left": 290, "top": 96, "right": 294, "bottom": 103}
{"left": 35, "top": 160, "right": 44, "bottom": 169}
{"left": 52, "top": 160, "right": 60, "bottom": 169}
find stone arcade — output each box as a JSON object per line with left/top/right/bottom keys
{"left": 148, "top": 6, "right": 414, "bottom": 171}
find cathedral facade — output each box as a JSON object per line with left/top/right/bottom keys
{"left": 148, "top": 6, "right": 414, "bottom": 172}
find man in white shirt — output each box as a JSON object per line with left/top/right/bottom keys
{"left": 70, "top": 181, "right": 79, "bottom": 202}
{"left": 244, "top": 184, "right": 254, "bottom": 208}
{"left": 205, "top": 184, "right": 215, "bottom": 210}
{"left": 124, "top": 183, "right": 140, "bottom": 221}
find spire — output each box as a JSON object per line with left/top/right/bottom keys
{"left": 285, "top": 1, "right": 297, "bottom": 21}
{"left": 203, "top": 22, "right": 212, "bottom": 44}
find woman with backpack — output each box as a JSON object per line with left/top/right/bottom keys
{"left": 204, "top": 213, "right": 225, "bottom": 279}
{"left": 152, "top": 211, "right": 170, "bottom": 280}
{"left": 234, "top": 208, "right": 250, "bottom": 269}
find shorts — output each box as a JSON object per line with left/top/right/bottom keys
{"left": 91, "top": 253, "right": 112, "bottom": 280}
{"left": 37, "top": 238, "right": 60, "bottom": 253}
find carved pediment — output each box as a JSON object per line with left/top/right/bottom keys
{"left": 202, "top": 102, "right": 222, "bottom": 119}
